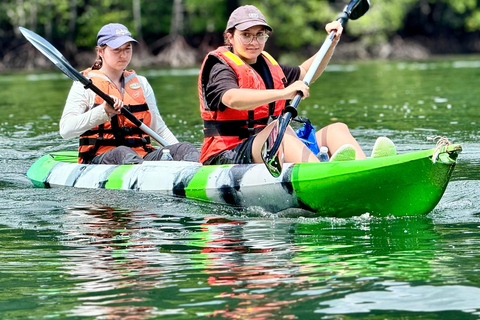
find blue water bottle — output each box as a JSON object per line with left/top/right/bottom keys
{"left": 317, "top": 146, "right": 329, "bottom": 162}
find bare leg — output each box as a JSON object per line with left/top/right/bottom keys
{"left": 315, "top": 122, "right": 366, "bottom": 159}
{"left": 252, "top": 120, "right": 284, "bottom": 164}
{"left": 252, "top": 122, "right": 318, "bottom": 164}
{"left": 282, "top": 126, "right": 319, "bottom": 163}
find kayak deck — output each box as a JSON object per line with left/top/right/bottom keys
{"left": 27, "top": 144, "right": 462, "bottom": 217}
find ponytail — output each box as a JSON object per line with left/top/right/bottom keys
{"left": 91, "top": 45, "right": 106, "bottom": 70}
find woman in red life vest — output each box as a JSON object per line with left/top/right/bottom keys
{"left": 60, "top": 23, "right": 199, "bottom": 164}
{"left": 199, "top": 5, "right": 396, "bottom": 165}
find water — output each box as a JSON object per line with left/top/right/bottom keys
{"left": 1, "top": 57, "right": 480, "bottom": 319}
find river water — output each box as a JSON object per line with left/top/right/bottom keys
{"left": 1, "top": 57, "right": 480, "bottom": 319}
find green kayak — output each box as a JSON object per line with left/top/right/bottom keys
{"left": 27, "top": 144, "right": 461, "bottom": 217}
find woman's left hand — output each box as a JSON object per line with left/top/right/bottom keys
{"left": 325, "top": 20, "right": 343, "bottom": 42}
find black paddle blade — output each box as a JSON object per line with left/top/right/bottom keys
{"left": 19, "top": 27, "right": 86, "bottom": 84}
{"left": 259, "top": 120, "right": 285, "bottom": 177}
{"left": 345, "top": 0, "right": 370, "bottom": 20}
{"left": 264, "top": 154, "right": 282, "bottom": 178}
{"left": 261, "top": 129, "right": 283, "bottom": 178}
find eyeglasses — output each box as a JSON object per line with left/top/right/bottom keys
{"left": 235, "top": 32, "right": 269, "bottom": 45}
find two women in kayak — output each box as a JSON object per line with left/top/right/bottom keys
{"left": 60, "top": 7, "right": 395, "bottom": 165}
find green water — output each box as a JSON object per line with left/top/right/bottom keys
{"left": 1, "top": 57, "right": 480, "bottom": 319}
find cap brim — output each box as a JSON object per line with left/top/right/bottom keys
{"left": 104, "top": 36, "right": 138, "bottom": 49}
{"left": 235, "top": 21, "right": 272, "bottom": 31}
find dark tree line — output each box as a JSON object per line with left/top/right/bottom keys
{"left": 1, "top": 0, "right": 480, "bottom": 71}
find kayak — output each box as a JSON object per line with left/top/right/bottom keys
{"left": 27, "top": 144, "right": 461, "bottom": 217}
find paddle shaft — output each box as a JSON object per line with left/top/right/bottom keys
{"left": 266, "top": 27, "right": 340, "bottom": 162}
{"left": 259, "top": 0, "right": 370, "bottom": 176}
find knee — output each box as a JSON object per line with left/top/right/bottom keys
{"left": 115, "top": 146, "right": 134, "bottom": 153}
{"left": 175, "top": 142, "right": 200, "bottom": 162}
{"left": 327, "top": 122, "right": 349, "bottom": 132}
{"left": 110, "top": 146, "right": 138, "bottom": 157}
{"left": 100, "top": 146, "right": 143, "bottom": 164}
{"left": 182, "top": 142, "right": 199, "bottom": 152}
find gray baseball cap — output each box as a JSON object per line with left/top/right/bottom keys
{"left": 97, "top": 23, "right": 137, "bottom": 48}
{"left": 226, "top": 5, "right": 272, "bottom": 31}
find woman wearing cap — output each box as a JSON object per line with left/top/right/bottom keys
{"left": 199, "top": 5, "right": 396, "bottom": 165}
{"left": 60, "top": 23, "right": 200, "bottom": 164}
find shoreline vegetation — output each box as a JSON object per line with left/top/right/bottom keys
{"left": 2, "top": 0, "right": 480, "bottom": 71}
{"left": 4, "top": 33, "right": 479, "bottom": 73}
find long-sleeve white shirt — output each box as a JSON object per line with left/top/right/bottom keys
{"left": 59, "top": 75, "right": 178, "bottom": 146}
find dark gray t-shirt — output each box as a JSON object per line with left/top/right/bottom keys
{"left": 204, "top": 57, "right": 301, "bottom": 111}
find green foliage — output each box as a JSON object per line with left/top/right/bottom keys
{"left": 349, "top": 0, "right": 418, "bottom": 44}
{"left": 442, "top": 0, "right": 477, "bottom": 14}
{"left": 3, "top": 0, "right": 480, "bottom": 68}
{"left": 252, "top": 0, "right": 336, "bottom": 49}
{"left": 76, "top": 0, "right": 133, "bottom": 48}
{"left": 443, "top": 0, "right": 480, "bottom": 32}
{"left": 184, "top": 0, "right": 229, "bottom": 33}
{"left": 138, "top": 2, "right": 174, "bottom": 38}
{"left": 466, "top": 10, "right": 480, "bottom": 32}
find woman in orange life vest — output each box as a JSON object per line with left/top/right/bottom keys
{"left": 60, "top": 23, "right": 200, "bottom": 164}
{"left": 199, "top": 5, "right": 395, "bottom": 165}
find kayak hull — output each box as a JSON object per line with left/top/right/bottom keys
{"left": 27, "top": 144, "right": 461, "bottom": 217}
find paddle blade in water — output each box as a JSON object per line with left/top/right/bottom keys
{"left": 19, "top": 27, "right": 84, "bottom": 83}
{"left": 260, "top": 121, "right": 284, "bottom": 177}
{"left": 264, "top": 153, "right": 282, "bottom": 178}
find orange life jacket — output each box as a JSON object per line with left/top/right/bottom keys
{"left": 78, "top": 69, "right": 154, "bottom": 163}
{"left": 198, "top": 47, "right": 287, "bottom": 163}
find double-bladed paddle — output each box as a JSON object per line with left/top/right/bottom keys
{"left": 262, "top": 0, "right": 371, "bottom": 177}
{"left": 19, "top": 27, "right": 169, "bottom": 147}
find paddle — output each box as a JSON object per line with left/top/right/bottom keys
{"left": 261, "top": 0, "right": 371, "bottom": 177}
{"left": 18, "top": 27, "right": 169, "bottom": 147}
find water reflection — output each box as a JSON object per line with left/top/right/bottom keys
{"left": 293, "top": 216, "right": 440, "bottom": 281}
{"left": 318, "top": 283, "right": 480, "bottom": 315}
{"left": 58, "top": 206, "right": 299, "bottom": 318}
{"left": 46, "top": 204, "right": 480, "bottom": 318}
{"left": 59, "top": 206, "right": 161, "bottom": 319}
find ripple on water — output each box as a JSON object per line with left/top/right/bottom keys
{"left": 432, "top": 180, "right": 480, "bottom": 223}
{"left": 316, "top": 283, "right": 480, "bottom": 315}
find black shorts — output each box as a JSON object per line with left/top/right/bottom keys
{"left": 203, "top": 136, "right": 256, "bottom": 165}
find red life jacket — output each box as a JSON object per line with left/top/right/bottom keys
{"left": 198, "top": 47, "right": 287, "bottom": 163}
{"left": 78, "top": 69, "right": 154, "bottom": 163}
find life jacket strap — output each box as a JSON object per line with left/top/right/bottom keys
{"left": 203, "top": 116, "right": 275, "bottom": 139}
{"left": 81, "top": 126, "right": 146, "bottom": 137}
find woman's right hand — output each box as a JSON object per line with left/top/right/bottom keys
{"left": 103, "top": 96, "right": 123, "bottom": 117}
{"left": 282, "top": 81, "right": 310, "bottom": 100}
